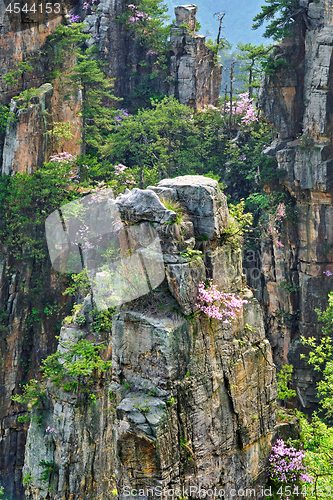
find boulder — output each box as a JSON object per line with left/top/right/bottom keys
{"left": 150, "top": 175, "right": 229, "bottom": 239}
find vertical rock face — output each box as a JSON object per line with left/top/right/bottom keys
{"left": 169, "top": 5, "right": 222, "bottom": 107}
{"left": 258, "top": 0, "right": 333, "bottom": 412}
{"left": 21, "top": 176, "right": 277, "bottom": 499}
{"left": 83, "top": 1, "right": 222, "bottom": 106}
{"left": 1, "top": 82, "right": 82, "bottom": 175}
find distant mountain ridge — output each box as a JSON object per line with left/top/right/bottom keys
{"left": 167, "top": 0, "right": 268, "bottom": 47}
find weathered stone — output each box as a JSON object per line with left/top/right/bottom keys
{"left": 165, "top": 258, "right": 206, "bottom": 315}
{"left": 155, "top": 175, "right": 229, "bottom": 239}
{"left": 116, "top": 188, "right": 177, "bottom": 224}
{"left": 168, "top": 5, "right": 222, "bottom": 107}
{"left": 257, "top": 0, "right": 333, "bottom": 413}
{"left": 111, "top": 300, "right": 276, "bottom": 497}
{"left": 2, "top": 84, "right": 53, "bottom": 175}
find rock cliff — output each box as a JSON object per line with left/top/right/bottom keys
{"left": 1, "top": 1, "right": 221, "bottom": 172}
{"left": 258, "top": 0, "right": 333, "bottom": 413}
{"left": 21, "top": 176, "right": 277, "bottom": 499}
{"left": 168, "top": 5, "right": 222, "bottom": 107}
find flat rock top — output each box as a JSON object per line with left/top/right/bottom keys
{"left": 158, "top": 175, "right": 218, "bottom": 189}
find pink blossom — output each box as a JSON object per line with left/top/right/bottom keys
{"left": 146, "top": 50, "right": 157, "bottom": 56}
{"left": 269, "top": 439, "right": 313, "bottom": 485}
{"left": 196, "top": 280, "right": 248, "bottom": 324}
{"left": 50, "top": 152, "right": 75, "bottom": 164}
{"left": 324, "top": 270, "right": 333, "bottom": 276}
{"left": 225, "top": 93, "right": 258, "bottom": 126}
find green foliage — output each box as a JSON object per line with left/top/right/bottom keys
{"left": 47, "top": 121, "right": 75, "bottom": 152}
{"left": 222, "top": 122, "right": 280, "bottom": 200}
{"left": 316, "top": 292, "right": 333, "bottom": 335}
{"left": 278, "top": 280, "right": 301, "bottom": 293}
{"left": 262, "top": 56, "right": 290, "bottom": 75}
{"left": 12, "top": 88, "right": 40, "bottom": 109}
{"left": 236, "top": 42, "right": 275, "bottom": 92}
{"left": 102, "top": 96, "right": 200, "bottom": 179}
{"left": 92, "top": 308, "right": 116, "bottom": 333}
{"left": 299, "top": 413, "right": 333, "bottom": 499}
{"left": 0, "top": 307, "right": 9, "bottom": 336}
{"left": 69, "top": 45, "right": 119, "bottom": 155}
{"left": 41, "top": 338, "right": 111, "bottom": 397}
{"left": 0, "top": 104, "right": 10, "bottom": 136}
{"left": 145, "top": 385, "right": 158, "bottom": 396}
{"left": 23, "top": 473, "right": 34, "bottom": 485}
{"left": 121, "top": 0, "right": 171, "bottom": 63}
{"left": 117, "top": 0, "right": 171, "bottom": 107}
{"left": 222, "top": 199, "right": 253, "bottom": 249}
{"left": 11, "top": 379, "right": 46, "bottom": 407}
{"left": 301, "top": 333, "right": 333, "bottom": 419}
{"left": 44, "top": 23, "right": 90, "bottom": 66}
{"left": 253, "top": 0, "right": 303, "bottom": 41}
{"left": 0, "top": 160, "right": 82, "bottom": 260}
{"left": 2, "top": 61, "right": 34, "bottom": 88}
{"left": 180, "top": 248, "right": 203, "bottom": 261}
{"left": 205, "top": 38, "right": 230, "bottom": 56}
{"left": 160, "top": 197, "right": 187, "bottom": 224}
{"left": 277, "top": 364, "right": 296, "bottom": 402}
{"left": 133, "top": 399, "right": 151, "bottom": 414}
{"left": 12, "top": 338, "right": 111, "bottom": 414}
{"left": 11, "top": 379, "right": 46, "bottom": 424}
{"left": 299, "top": 293, "right": 333, "bottom": 418}
{"left": 63, "top": 269, "right": 91, "bottom": 298}
{"left": 38, "top": 460, "right": 57, "bottom": 483}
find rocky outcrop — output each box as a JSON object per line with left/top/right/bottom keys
{"left": 258, "top": 0, "right": 333, "bottom": 413}
{"left": 20, "top": 176, "right": 277, "bottom": 499}
{"left": 82, "top": 2, "right": 222, "bottom": 106}
{"left": 168, "top": 5, "right": 222, "bottom": 107}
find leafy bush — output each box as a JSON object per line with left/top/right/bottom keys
{"left": 222, "top": 199, "right": 253, "bottom": 249}
{"left": 41, "top": 338, "right": 111, "bottom": 397}
{"left": 277, "top": 364, "right": 296, "bottom": 402}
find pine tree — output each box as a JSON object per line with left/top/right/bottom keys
{"left": 237, "top": 43, "right": 275, "bottom": 96}
{"left": 70, "top": 45, "right": 119, "bottom": 156}
{"left": 252, "top": 0, "right": 308, "bottom": 41}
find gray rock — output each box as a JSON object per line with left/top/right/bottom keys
{"left": 166, "top": 258, "right": 206, "bottom": 315}
{"left": 2, "top": 84, "right": 53, "bottom": 175}
{"left": 168, "top": 5, "right": 222, "bottom": 107}
{"left": 116, "top": 188, "right": 177, "bottom": 224}
{"left": 157, "top": 175, "right": 229, "bottom": 239}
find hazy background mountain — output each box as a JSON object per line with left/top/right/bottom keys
{"left": 167, "top": 0, "right": 268, "bottom": 47}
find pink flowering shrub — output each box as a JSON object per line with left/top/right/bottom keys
{"left": 196, "top": 280, "right": 248, "bottom": 323}
{"left": 113, "top": 108, "right": 131, "bottom": 125}
{"left": 70, "top": 14, "right": 81, "bottom": 23}
{"left": 225, "top": 93, "right": 258, "bottom": 127}
{"left": 49, "top": 152, "right": 75, "bottom": 164}
{"left": 269, "top": 439, "right": 313, "bottom": 498}
{"left": 114, "top": 163, "right": 136, "bottom": 186}
{"left": 82, "top": 0, "right": 99, "bottom": 14}
{"left": 127, "top": 4, "right": 152, "bottom": 22}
